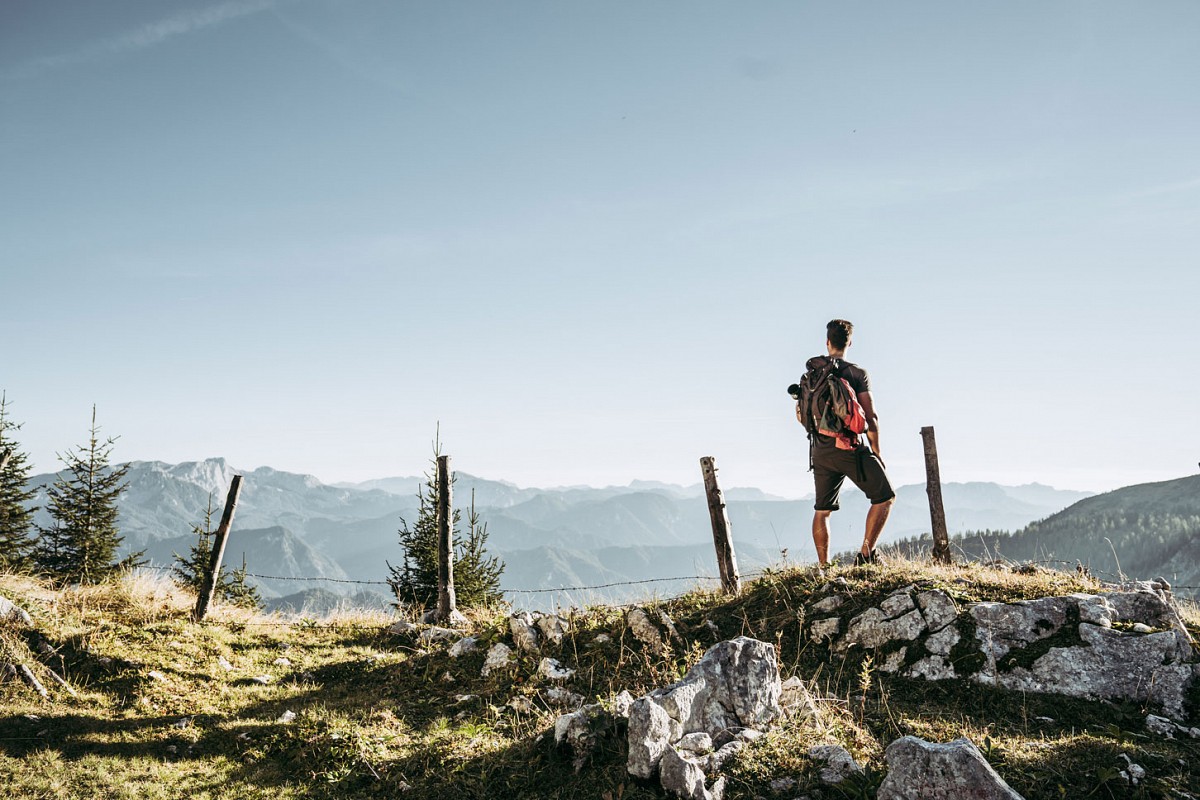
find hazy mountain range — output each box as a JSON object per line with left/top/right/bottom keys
{"left": 26, "top": 458, "right": 1096, "bottom": 610}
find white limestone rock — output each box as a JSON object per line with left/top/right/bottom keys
{"left": 0, "top": 595, "right": 33, "bottom": 627}
{"left": 509, "top": 613, "right": 541, "bottom": 654}
{"left": 810, "top": 594, "right": 845, "bottom": 614}
{"left": 538, "top": 657, "right": 576, "bottom": 681}
{"left": 807, "top": 744, "right": 863, "bottom": 785}
{"left": 809, "top": 617, "right": 841, "bottom": 643}
{"left": 880, "top": 587, "right": 916, "bottom": 618}
{"left": 418, "top": 626, "right": 459, "bottom": 645}
{"left": 448, "top": 636, "right": 479, "bottom": 658}
{"left": 481, "top": 643, "right": 513, "bottom": 677}
{"left": 627, "top": 608, "right": 667, "bottom": 654}
{"left": 877, "top": 736, "right": 1024, "bottom": 800}
{"left": 627, "top": 637, "right": 780, "bottom": 780}
{"left": 536, "top": 614, "right": 570, "bottom": 646}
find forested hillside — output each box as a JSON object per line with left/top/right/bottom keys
{"left": 905, "top": 474, "right": 1200, "bottom": 595}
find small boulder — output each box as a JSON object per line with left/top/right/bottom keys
{"left": 536, "top": 614, "right": 570, "bottom": 646}
{"left": 807, "top": 744, "right": 862, "bottom": 785}
{"left": 448, "top": 636, "right": 479, "bottom": 658}
{"left": 627, "top": 608, "right": 667, "bottom": 654}
{"left": 0, "top": 595, "right": 33, "bottom": 627}
{"left": 877, "top": 736, "right": 1024, "bottom": 800}
{"left": 481, "top": 643, "right": 513, "bottom": 676}
{"left": 418, "top": 626, "right": 459, "bottom": 645}
{"left": 538, "top": 657, "right": 576, "bottom": 681}
{"left": 510, "top": 612, "right": 541, "bottom": 654}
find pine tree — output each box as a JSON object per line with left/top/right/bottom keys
{"left": 34, "top": 406, "right": 141, "bottom": 585}
{"left": 0, "top": 392, "right": 38, "bottom": 572}
{"left": 172, "top": 492, "right": 261, "bottom": 610}
{"left": 387, "top": 442, "right": 504, "bottom": 611}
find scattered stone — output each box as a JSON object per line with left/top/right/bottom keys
{"left": 0, "top": 595, "right": 33, "bottom": 627}
{"left": 387, "top": 620, "right": 418, "bottom": 635}
{"left": 251, "top": 675, "right": 272, "bottom": 685}
{"left": 418, "top": 626, "right": 459, "bottom": 645}
{"left": 171, "top": 717, "right": 193, "bottom": 729}
{"left": 735, "top": 728, "right": 763, "bottom": 743}
{"left": 810, "top": 594, "right": 845, "bottom": 614}
{"left": 592, "top": 633, "right": 612, "bottom": 645}
{"left": 536, "top": 614, "right": 570, "bottom": 646}
{"left": 217, "top": 656, "right": 234, "bottom": 671}
{"left": 704, "top": 619, "right": 720, "bottom": 636}
{"left": 628, "top": 636, "right": 781, "bottom": 782}
{"left": 555, "top": 703, "right": 620, "bottom": 772}
{"left": 807, "top": 744, "right": 863, "bottom": 785}
{"left": 453, "top": 694, "right": 477, "bottom": 704}
{"left": 508, "top": 695, "right": 534, "bottom": 713}
{"left": 660, "top": 746, "right": 725, "bottom": 800}
{"left": 273, "top": 657, "right": 292, "bottom": 667}
{"left": 538, "top": 658, "right": 576, "bottom": 681}
{"left": 147, "top": 671, "right": 167, "bottom": 682}
{"left": 627, "top": 608, "right": 667, "bottom": 654}
{"left": 440, "top": 671, "right": 455, "bottom": 683}
{"left": 276, "top": 710, "right": 296, "bottom": 723}
{"left": 481, "top": 643, "right": 513, "bottom": 677}
{"left": 449, "top": 636, "right": 479, "bottom": 658}
{"left": 510, "top": 612, "right": 541, "bottom": 654}
{"left": 780, "top": 676, "right": 820, "bottom": 721}
{"left": 1131, "top": 623, "right": 1153, "bottom": 634}
{"left": 808, "top": 617, "right": 840, "bottom": 643}
{"left": 659, "top": 610, "right": 685, "bottom": 645}
{"left": 877, "top": 736, "right": 1024, "bottom": 800}
{"left": 1119, "top": 753, "right": 1146, "bottom": 785}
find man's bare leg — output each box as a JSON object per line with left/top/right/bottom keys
{"left": 860, "top": 497, "right": 895, "bottom": 556}
{"left": 812, "top": 510, "right": 832, "bottom": 568}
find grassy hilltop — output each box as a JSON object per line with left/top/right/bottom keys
{"left": 1, "top": 559, "right": 1198, "bottom": 800}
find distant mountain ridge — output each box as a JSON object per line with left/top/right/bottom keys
{"left": 23, "top": 458, "right": 1093, "bottom": 608}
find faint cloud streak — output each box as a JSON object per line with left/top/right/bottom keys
{"left": 7, "top": 0, "right": 278, "bottom": 80}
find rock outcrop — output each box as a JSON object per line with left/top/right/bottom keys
{"left": 809, "top": 582, "right": 1200, "bottom": 720}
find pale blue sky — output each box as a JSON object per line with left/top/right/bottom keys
{"left": 3, "top": 1, "right": 1198, "bottom": 498}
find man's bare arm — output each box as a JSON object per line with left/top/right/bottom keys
{"left": 858, "top": 391, "right": 883, "bottom": 463}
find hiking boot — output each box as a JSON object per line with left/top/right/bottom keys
{"left": 854, "top": 551, "right": 869, "bottom": 567}
{"left": 869, "top": 549, "right": 880, "bottom": 564}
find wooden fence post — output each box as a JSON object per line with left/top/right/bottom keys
{"left": 700, "top": 456, "right": 741, "bottom": 594}
{"left": 920, "top": 427, "right": 952, "bottom": 564}
{"left": 435, "top": 455, "right": 458, "bottom": 622}
{"left": 193, "top": 475, "right": 244, "bottom": 622}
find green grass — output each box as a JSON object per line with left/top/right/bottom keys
{"left": 1, "top": 560, "right": 1198, "bottom": 799}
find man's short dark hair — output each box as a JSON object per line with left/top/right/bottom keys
{"left": 827, "top": 319, "right": 853, "bottom": 350}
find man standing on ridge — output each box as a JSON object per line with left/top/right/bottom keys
{"left": 794, "top": 319, "right": 895, "bottom": 571}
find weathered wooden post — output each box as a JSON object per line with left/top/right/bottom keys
{"left": 435, "top": 454, "right": 458, "bottom": 621}
{"left": 700, "top": 456, "right": 741, "bottom": 594}
{"left": 193, "top": 475, "right": 244, "bottom": 622}
{"left": 920, "top": 427, "right": 952, "bottom": 564}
